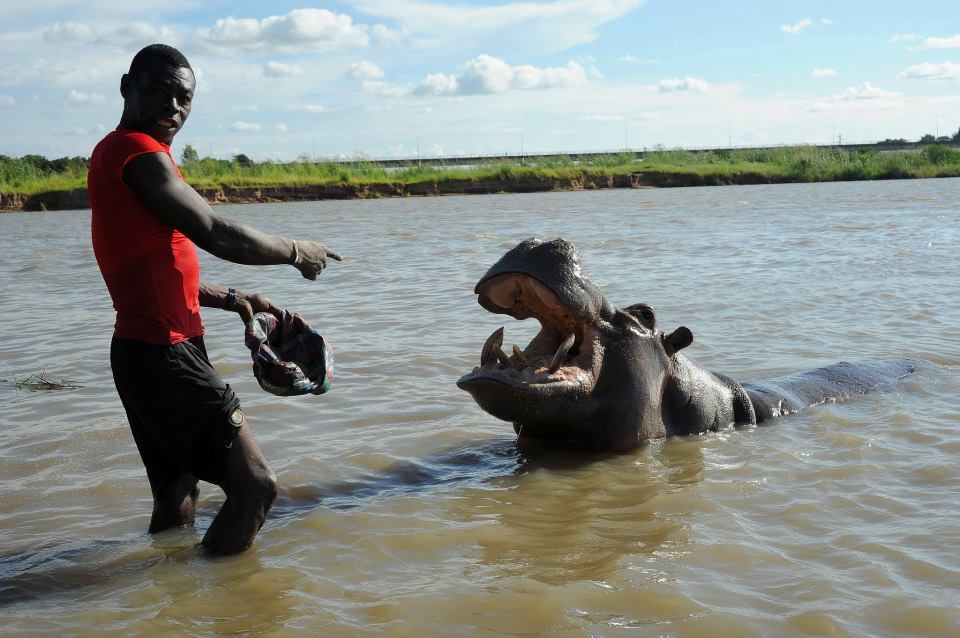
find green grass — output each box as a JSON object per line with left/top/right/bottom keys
{"left": 4, "top": 145, "right": 960, "bottom": 198}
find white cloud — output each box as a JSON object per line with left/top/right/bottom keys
{"left": 287, "top": 103, "right": 329, "bottom": 113}
{"left": 890, "top": 33, "right": 919, "bottom": 42}
{"left": 898, "top": 62, "right": 960, "bottom": 80}
{"left": 274, "top": 123, "right": 288, "bottom": 133}
{"left": 832, "top": 82, "right": 900, "bottom": 100}
{"left": 361, "top": 80, "right": 411, "bottom": 96}
{"left": 0, "top": 94, "right": 14, "bottom": 107}
{"left": 807, "top": 82, "right": 902, "bottom": 111}
{"left": 42, "top": 21, "right": 176, "bottom": 48}
{"left": 347, "top": 61, "right": 384, "bottom": 80}
{"left": 812, "top": 68, "right": 838, "bottom": 78}
{"left": 371, "top": 24, "right": 407, "bottom": 46}
{"left": 352, "top": 0, "right": 646, "bottom": 52}
{"left": 412, "top": 54, "right": 587, "bottom": 96}
{"left": 650, "top": 76, "right": 711, "bottom": 93}
{"left": 67, "top": 124, "right": 106, "bottom": 136}
{"left": 197, "top": 8, "right": 370, "bottom": 53}
{"left": 580, "top": 114, "right": 624, "bottom": 122}
{"left": 820, "top": 18, "right": 832, "bottom": 25}
{"left": 97, "top": 22, "right": 177, "bottom": 47}
{"left": 916, "top": 35, "right": 960, "bottom": 49}
{"left": 263, "top": 61, "right": 303, "bottom": 77}
{"left": 229, "top": 121, "right": 262, "bottom": 132}
{"left": 413, "top": 73, "right": 458, "bottom": 95}
{"left": 66, "top": 89, "right": 106, "bottom": 105}
{"left": 781, "top": 18, "right": 812, "bottom": 35}
{"left": 43, "top": 22, "right": 95, "bottom": 44}
{"left": 618, "top": 54, "right": 657, "bottom": 64}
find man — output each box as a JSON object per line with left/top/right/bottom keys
{"left": 88, "top": 44, "right": 341, "bottom": 554}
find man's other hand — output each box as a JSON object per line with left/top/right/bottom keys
{"left": 234, "top": 292, "right": 282, "bottom": 324}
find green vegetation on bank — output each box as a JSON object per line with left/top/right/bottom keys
{"left": 4, "top": 142, "right": 960, "bottom": 198}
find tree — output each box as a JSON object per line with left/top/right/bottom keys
{"left": 952, "top": 127, "right": 960, "bottom": 143}
{"left": 919, "top": 133, "right": 936, "bottom": 143}
{"left": 232, "top": 153, "right": 253, "bottom": 167}
{"left": 180, "top": 143, "right": 199, "bottom": 164}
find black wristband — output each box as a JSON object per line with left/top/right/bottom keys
{"left": 226, "top": 288, "right": 238, "bottom": 310}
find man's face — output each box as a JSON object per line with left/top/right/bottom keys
{"left": 121, "top": 60, "right": 195, "bottom": 145}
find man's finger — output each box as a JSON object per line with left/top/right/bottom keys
{"left": 327, "top": 250, "right": 344, "bottom": 261}
{"left": 237, "top": 300, "right": 254, "bottom": 323}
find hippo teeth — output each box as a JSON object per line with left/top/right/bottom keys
{"left": 511, "top": 344, "right": 529, "bottom": 369}
{"left": 494, "top": 344, "right": 513, "bottom": 367}
{"left": 481, "top": 327, "right": 505, "bottom": 366}
{"left": 549, "top": 333, "right": 577, "bottom": 373}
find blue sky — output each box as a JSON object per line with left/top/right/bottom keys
{"left": 1, "top": 0, "right": 958, "bottom": 161}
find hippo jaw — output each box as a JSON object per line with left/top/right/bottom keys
{"left": 457, "top": 239, "right": 616, "bottom": 432}
{"left": 456, "top": 271, "right": 608, "bottom": 431}
{"left": 457, "top": 238, "right": 694, "bottom": 451}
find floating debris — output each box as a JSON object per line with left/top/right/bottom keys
{"left": 1, "top": 373, "right": 81, "bottom": 391}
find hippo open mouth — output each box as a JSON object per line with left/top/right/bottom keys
{"left": 459, "top": 272, "right": 604, "bottom": 397}
{"left": 456, "top": 238, "right": 619, "bottom": 428}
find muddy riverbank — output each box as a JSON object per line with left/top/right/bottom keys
{"left": 0, "top": 170, "right": 792, "bottom": 212}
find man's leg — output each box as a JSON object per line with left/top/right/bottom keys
{"left": 201, "top": 419, "right": 278, "bottom": 555}
{"left": 148, "top": 472, "right": 200, "bottom": 533}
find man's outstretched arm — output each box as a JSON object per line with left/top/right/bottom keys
{"left": 123, "top": 151, "right": 342, "bottom": 279}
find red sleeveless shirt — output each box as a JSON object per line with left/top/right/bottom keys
{"left": 89, "top": 128, "right": 203, "bottom": 345}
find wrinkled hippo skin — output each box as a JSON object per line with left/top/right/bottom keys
{"left": 456, "top": 238, "right": 921, "bottom": 452}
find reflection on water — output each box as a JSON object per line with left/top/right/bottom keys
{"left": 1, "top": 178, "right": 958, "bottom": 635}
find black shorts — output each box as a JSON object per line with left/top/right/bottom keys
{"left": 111, "top": 336, "right": 242, "bottom": 489}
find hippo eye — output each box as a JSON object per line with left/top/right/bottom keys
{"left": 625, "top": 303, "right": 656, "bottom": 329}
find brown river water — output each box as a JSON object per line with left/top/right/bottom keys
{"left": 1, "top": 179, "right": 958, "bottom": 637}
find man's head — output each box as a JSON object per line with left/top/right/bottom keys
{"left": 120, "top": 44, "right": 195, "bottom": 145}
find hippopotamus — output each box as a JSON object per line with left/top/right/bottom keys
{"left": 456, "top": 238, "right": 919, "bottom": 452}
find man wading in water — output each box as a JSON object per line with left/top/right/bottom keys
{"left": 89, "top": 44, "right": 342, "bottom": 554}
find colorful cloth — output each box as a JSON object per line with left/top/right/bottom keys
{"left": 245, "top": 311, "right": 333, "bottom": 396}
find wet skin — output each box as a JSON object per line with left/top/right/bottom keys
{"left": 457, "top": 238, "right": 919, "bottom": 452}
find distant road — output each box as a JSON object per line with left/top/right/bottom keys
{"left": 350, "top": 140, "right": 960, "bottom": 168}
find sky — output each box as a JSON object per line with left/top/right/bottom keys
{"left": 1, "top": 0, "right": 959, "bottom": 162}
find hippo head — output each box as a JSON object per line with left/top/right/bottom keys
{"left": 457, "top": 238, "right": 692, "bottom": 452}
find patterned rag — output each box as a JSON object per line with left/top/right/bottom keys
{"left": 244, "top": 310, "right": 333, "bottom": 396}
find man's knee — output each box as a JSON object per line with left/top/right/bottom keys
{"left": 225, "top": 465, "right": 278, "bottom": 510}
{"left": 257, "top": 470, "right": 279, "bottom": 507}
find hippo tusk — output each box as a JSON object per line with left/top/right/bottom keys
{"left": 511, "top": 344, "right": 529, "bottom": 369}
{"left": 481, "top": 327, "right": 504, "bottom": 366}
{"left": 493, "top": 344, "right": 513, "bottom": 367}
{"left": 549, "top": 333, "right": 577, "bottom": 373}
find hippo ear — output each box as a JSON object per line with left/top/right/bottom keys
{"left": 662, "top": 326, "right": 693, "bottom": 357}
